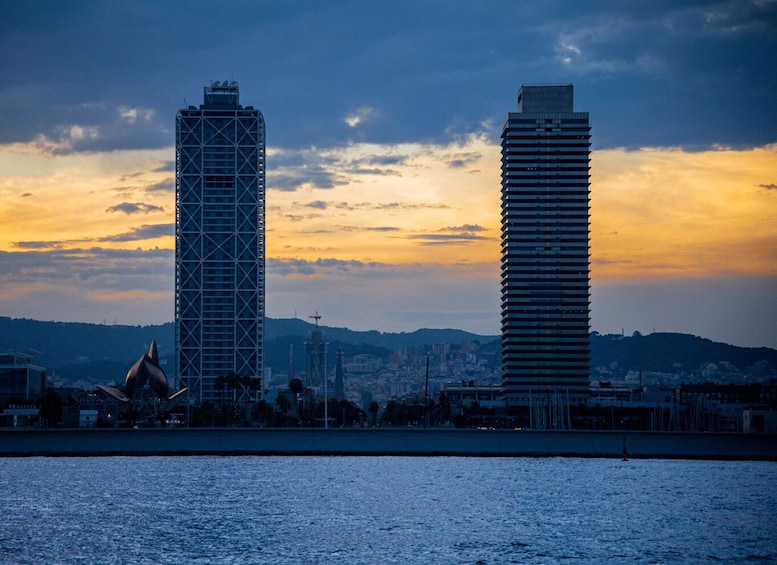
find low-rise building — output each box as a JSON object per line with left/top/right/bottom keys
{"left": 443, "top": 382, "right": 504, "bottom": 415}
{"left": 0, "top": 350, "right": 46, "bottom": 405}
{"left": 0, "top": 404, "right": 39, "bottom": 427}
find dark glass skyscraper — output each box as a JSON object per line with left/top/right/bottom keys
{"left": 175, "top": 82, "right": 265, "bottom": 404}
{"left": 500, "top": 84, "right": 591, "bottom": 405}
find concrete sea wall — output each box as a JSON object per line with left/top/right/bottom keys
{"left": 1, "top": 428, "right": 776, "bottom": 460}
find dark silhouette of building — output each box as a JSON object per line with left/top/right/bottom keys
{"left": 175, "top": 82, "right": 266, "bottom": 404}
{"left": 288, "top": 344, "right": 296, "bottom": 381}
{"left": 305, "top": 313, "right": 326, "bottom": 389}
{"left": 500, "top": 84, "right": 591, "bottom": 405}
{"left": 334, "top": 348, "right": 345, "bottom": 399}
{"left": 97, "top": 340, "right": 186, "bottom": 403}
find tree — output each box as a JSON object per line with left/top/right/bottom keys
{"left": 437, "top": 392, "right": 451, "bottom": 425}
{"left": 252, "top": 400, "right": 274, "bottom": 427}
{"left": 189, "top": 402, "right": 217, "bottom": 427}
{"left": 328, "top": 399, "right": 365, "bottom": 428}
{"left": 37, "top": 391, "right": 62, "bottom": 428}
{"left": 276, "top": 394, "right": 291, "bottom": 416}
{"left": 379, "top": 400, "right": 398, "bottom": 426}
{"left": 368, "top": 401, "right": 379, "bottom": 427}
{"left": 120, "top": 407, "right": 140, "bottom": 428}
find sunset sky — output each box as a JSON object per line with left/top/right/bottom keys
{"left": 1, "top": 1, "right": 775, "bottom": 348}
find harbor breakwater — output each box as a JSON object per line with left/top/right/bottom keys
{"left": 2, "top": 428, "right": 776, "bottom": 460}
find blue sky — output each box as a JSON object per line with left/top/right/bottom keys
{"left": 0, "top": 0, "right": 776, "bottom": 348}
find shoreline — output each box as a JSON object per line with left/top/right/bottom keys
{"left": 2, "top": 428, "right": 776, "bottom": 460}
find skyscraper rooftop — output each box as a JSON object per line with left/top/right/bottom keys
{"left": 517, "top": 84, "right": 574, "bottom": 113}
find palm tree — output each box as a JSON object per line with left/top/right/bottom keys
{"left": 368, "top": 401, "right": 379, "bottom": 427}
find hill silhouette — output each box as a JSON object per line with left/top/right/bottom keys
{"left": 590, "top": 332, "right": 777, "bottom": 379}
{"left": 0, "top": 317, "right": 496, "bottom": 383}
{"left": 1, "top": 317, "right": 774, "bottom": 385}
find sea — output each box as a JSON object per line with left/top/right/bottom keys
{"left": 1, "top": 456, "right": 775, "bottom": 564}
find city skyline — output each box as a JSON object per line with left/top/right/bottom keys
{"left": 0, "top": 2, "right": 776, "bottom": 349}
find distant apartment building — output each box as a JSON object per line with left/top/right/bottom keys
{"left": 175, "top": 82, "right": 266, "bottom": 404}
{"left": 500, "top": 84, "right": 591, "bottom": 404}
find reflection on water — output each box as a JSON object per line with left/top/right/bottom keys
{"left": 1, "top": 456, "right": 775, "bottom": 564}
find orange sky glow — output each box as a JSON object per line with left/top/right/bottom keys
{"left": 1, "top": 140, "right": 774, "bottom": 283}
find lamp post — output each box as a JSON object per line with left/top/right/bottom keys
{"left": 324, "top": 340, "right": 329, "bottom": 429}
{"left": 424, "top": 356, "right": 430, "bottom": 428}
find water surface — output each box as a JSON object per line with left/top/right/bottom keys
{"left": 1, "top": 456, "right": 775, "bottom": 564}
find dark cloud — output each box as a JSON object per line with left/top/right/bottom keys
{"left": 145, "top": 179, "right": 175, "bottom": 193}
{"left": 340, "top": 153, "right": 407, "bottom": 176}
{"left": 405, "top": 233, "right": 491, "bottom": 246}
{"left": 1, "top": 2, "right": 773, "bottom": 153}
{"left": 364, "top": 155, "right": 408, "bottom": 166}
{"left": 375, "top": 202, "right": 449, "bottom": 211}
{"left": 331, "top": 201, "right": 449, "bottom": 212}
{"left": 0, "top": 246, "right": 174, "bottom": 325}
{"left": 14, "top": 222, "right": 174, "bottom": 248}
{"left": 153, "top": 160, "right": 175, "bottom": 172}
{"left": 268, "top": 169, "right": 347, "bottom": 192}
{"left": 268, "top": 257, "right": 386, "bottom": 277}
{"left": 315, "top": 225, "right": 401, "bottom": 233}
{"left": 20, "top": 192, "right": 33, "bottom": 198}
{"left": 344, "top": 167, "right": 400, "bottom": 176}
{"left": 98, "top": 224, "right": 174, "bottom": 242}
{"left": 441, "top": 224, "right": 487, "bottom": 233}
{"left": 758, "top": 183, "right": 777, "bottom": 191}
{"left": 4, "top": 104, "right": 171, "bottom": 155}
{"left": 0, "top": 247, "right": 173, "bottom": 289}
{"left": 13, "top": 241, "right": 68, "bottom": 250}
{"left": 106, "top": 202, "right": 165, "bottom": 215}
{"left": 120, "top": 172, "right": 145, "bottom": 180}
{"left": 268, "top": 148, "right": 403, "bottom": 191}
{"left": 447, "top": 153, "right": 481, "bottom": 169}
{"left": 305, "top": 200, "right": 328, "bottom": 210}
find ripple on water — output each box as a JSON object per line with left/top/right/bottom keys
{"left": 0, "top": 456, "right": 775, "bottom": 564}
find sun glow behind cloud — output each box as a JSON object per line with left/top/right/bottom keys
{"left": 267, "top": 134, "right": 501, "bottom": 266}
{"left": 0, "top": 139, "right": 775, "bottom": 336}
{"left": 0, "top": 147, "right": 174, "bottom": 251}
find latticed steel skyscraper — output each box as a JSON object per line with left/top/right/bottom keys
{"left": 175, "top": 82, "right": 265, "bottom": 405}
{"left": 500, "top": 84, "right": 591, "bottom": 405}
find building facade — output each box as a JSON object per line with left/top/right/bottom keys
{"left": 175, "top": 82, "right": 266, "bottom": 404}
{"left": 500, "top": 84, "right": 591, "bottom": 405}
{"left": 0, "top": 350, "right": 46, "bottom": 405}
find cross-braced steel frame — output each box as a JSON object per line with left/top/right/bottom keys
{"left": 175, "top": 84, "right": 265, "bottom": 406}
